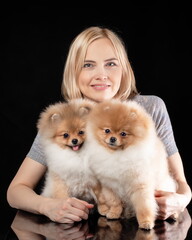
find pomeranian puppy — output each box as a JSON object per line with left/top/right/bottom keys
{"left": 84, "top": 99, "right": 177, "bottom": 230}
{"left": 37, "top": 99, "right": 97, "bottom": 203}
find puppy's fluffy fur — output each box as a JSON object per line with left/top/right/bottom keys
{"left": 37, "top": 99, "right": 97, "bottom": 202}
{"left": 84, "top": 99, "right": 177, "bottom": 229}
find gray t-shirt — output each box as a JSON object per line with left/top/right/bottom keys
{"left": 27, "top": 95, "right": 178, "bottom": 166}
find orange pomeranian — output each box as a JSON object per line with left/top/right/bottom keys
{"left": 83, "top": 99, "right": 177, "bottom": 230}
{"left": 37, "top": 99, "right": 97, "bottom": 202}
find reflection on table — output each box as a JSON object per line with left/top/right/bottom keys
{"left": 8, "top": 208, "right": 192, "bottom": 240}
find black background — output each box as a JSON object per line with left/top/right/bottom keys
{"left": 1, "top": 4, "right": 192, "bottom": 238}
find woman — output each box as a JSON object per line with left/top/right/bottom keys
{"left": 7, "top": 26, "right": 191, "bottom": 223}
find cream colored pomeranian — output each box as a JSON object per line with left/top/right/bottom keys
{"left": 84, "top": 99, "right": 177, "bottom": 230}
{"left": 37, "top": 99, "right": 97, "bottom": 203}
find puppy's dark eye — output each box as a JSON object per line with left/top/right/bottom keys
{"left": 79, "top": 131, "right": 84, "bottom": 135}
{"left": 105, "top": 129, "right": 111, "bottom": 133}
{"left": 120, "top": 132, "right": 127, "bottom": 136}
{"left": 63, "top": 133, "right": 69, "bottom": 138}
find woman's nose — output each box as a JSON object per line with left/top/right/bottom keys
{"left": 94, "top": 67, "right": 108, "bottom": 80}
{"left": 95, "top": 75, "right": 108, "bottom": 81}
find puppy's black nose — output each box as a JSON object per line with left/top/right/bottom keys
{"left": 72, "top": 139, "right": 78, "bottom": 145}
{"left": 110, "top": 137, "right": 117, "bottom": 143}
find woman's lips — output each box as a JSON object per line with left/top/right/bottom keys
{"left": 91, "top": 84, "right": 110, "bottom": 90}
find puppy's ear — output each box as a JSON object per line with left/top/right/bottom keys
{"left": 79, "top": 106, "right": 92, "bottom": 116}
{"left": 103, "top": 106, "right": 110, "bottom": 111}
{"left": 37, "top": 112, "right": 61, "bottom": 132}
{"left": 130, "top": 111, "right": 137, "bottom": 119}
{"left": 50, "top": 113, "right": 62, "bottom": 123}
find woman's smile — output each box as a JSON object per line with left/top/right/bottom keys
{"left": 90, "top": 83, "right": 111, "bottom": 90}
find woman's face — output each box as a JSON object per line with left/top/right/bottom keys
{"left": 77, "top": 38, "right": 122, "bottom": 102}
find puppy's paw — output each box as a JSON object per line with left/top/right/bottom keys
{"left": 139, "top": 221, "right": 154, "bottom": 230}
{"left": 106, "top": 211, "right": 121, "bottom": 219}
{"left": 98, "top": 204, "right": 109, "bottom": 216}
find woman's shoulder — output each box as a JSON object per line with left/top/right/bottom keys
{"left": 130, "top": 94, "right": 167, "bottom": 117}
{"left": 131, "top": 94, "right": 166, "bottom": 109}
{"left": 132, "top": 94, "right": 164, "bottom": 105}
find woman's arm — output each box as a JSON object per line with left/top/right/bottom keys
{"left": 7, "top": 157, "right": 47, "bottom": 214}
{"left": 155, "top": 152, "right": 192, "bottom": 220}
{"left": 169, "top": 152, "right": 192, "bottom": 205}
{"left": 7, "top": 157, "right": 94, "bottom": 223}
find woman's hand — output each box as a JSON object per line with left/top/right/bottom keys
{"left": 155, "top": 190, "right": 186, "bottom": 220}
{"left": 41, "top": 197, "right": 94, "bottom": 223}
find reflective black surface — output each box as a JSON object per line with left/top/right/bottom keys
{"left": 4, "top": 206, "right": 192, "bottom": 240}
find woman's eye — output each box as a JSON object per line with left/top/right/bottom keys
{"left": 79, "top": 131, "right": 84, "bottom": 135}
{"left": 105, "top": 129, "right": 111, "bottom": 133}
{"left": 83, "top": 63, "right": 93, "bottom": 68}
{"left": 120, "top": 132, "right": 127, "bottom": 137}
{"left": 63, "top": 133, "right": 69, "bottom": 138}
{"left": 106, "top": 62, "right": 116, "bottom": 67}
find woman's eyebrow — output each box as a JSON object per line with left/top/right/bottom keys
{"left": 84, "top": 60, "right": 95, "bottom": 63}
{"left": 104, "top": 58, "right": 118, "bottom": 62}
{"left": 84, "top": 58, "right": 118, "bottom": 62}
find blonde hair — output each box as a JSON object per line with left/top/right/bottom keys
{"left": 61, "top": 26, "right": 138, "bottom": 101}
